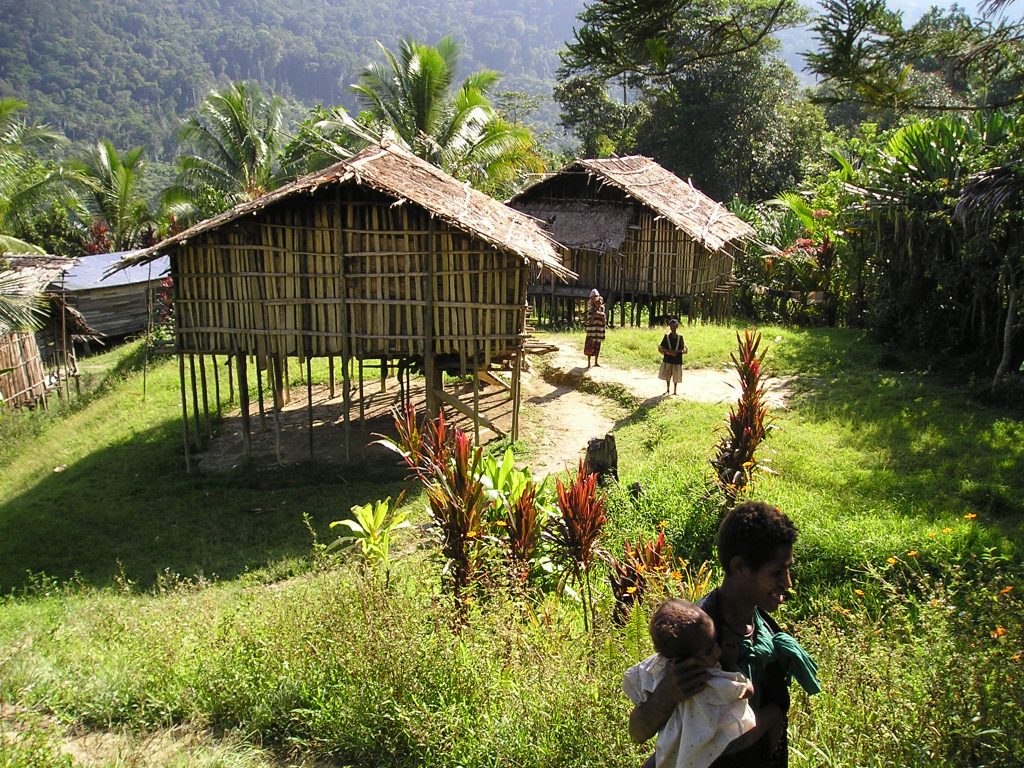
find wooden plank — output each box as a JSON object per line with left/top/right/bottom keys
{"left": 434, "top": 387, "right": 504, "bottom": 437}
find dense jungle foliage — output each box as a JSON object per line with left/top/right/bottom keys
{"left": 0, "top": 0, "right": 585, "bottom": 158}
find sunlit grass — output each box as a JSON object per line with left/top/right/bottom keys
{"left": 0, "top": 326, "right": 1021, "bottom": 766}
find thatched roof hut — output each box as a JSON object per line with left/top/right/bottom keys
{"left": 510, "top": 155, "right": 755, "bottom": 324}
{"left": 117, "top": 142, "right": 572, "bottom": 468}
{"left": 1, "top": 255, "right": 96, "bottom": 407}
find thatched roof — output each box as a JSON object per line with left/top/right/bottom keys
{"left": 506, "top": 201, "right": 630, "bottom": 251}
{"left": 115, "top": 142, "right": 573, "bottom": 280}
{"left": 517, "top": 156, "right": 755, "bottom": 253}
{"left": 0, "top": 255, "right": 100, "bottom": 338}
{"left": 1, "top": 255, "right": 74, "bottom": 294}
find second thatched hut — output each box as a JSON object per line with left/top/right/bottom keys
{"left": 510, "top": 155, "right": 755, "bottom": 325}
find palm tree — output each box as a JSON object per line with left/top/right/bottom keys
{"left": 67, "top": 140, "right": 152, "bottom": 252}
{"left": 346, "top": 37, "right": 543, "bottom": 193}
{"left": 172, "top": 82, "right": 286, "bottom": 217}
{"left": 0, "top": 98, "right": 68, "bottom": 255}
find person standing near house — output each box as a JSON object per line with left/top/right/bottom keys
{"left": 658, "top": 318, "right": 686, "bottom": 395}
{"left": 585, "top": 289, "right": 607, "bottom": 368}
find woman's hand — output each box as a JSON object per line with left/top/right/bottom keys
{"left": 629, "top": 658, "right": 710, "bottom": 743}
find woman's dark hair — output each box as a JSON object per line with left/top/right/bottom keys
{"left": 717, "top": 501, "right": 798, "bottom": 573}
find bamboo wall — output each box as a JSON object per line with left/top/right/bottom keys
{"left": 172, "top": 186, "right": 527, "bottom": 374}
{"left": 0, "top": 331, "right": 46, "bottom": 407}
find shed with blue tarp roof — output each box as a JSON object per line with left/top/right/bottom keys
{"left": 62, "top": 250, "right": 169, "bottom": 338}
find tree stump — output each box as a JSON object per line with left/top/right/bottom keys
{"left": 586, "top": 433, "right": 618, "bottom": 485}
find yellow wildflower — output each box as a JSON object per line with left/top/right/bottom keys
{"left": 854, "top": 589, "right": 865, "bottom": 597}
{"left": 965, "top": 512, "right": 977, "bottom": 520}
{"left": 991, "top": 626, "right": 1007, "bottom": 639}
{"left": 1012, "top": 653, "right": 1021, "bottom": 662}
{"left": 887, "top": 557, "right": 897, "bottom": 565}
{"left": 942, "top": 527, "right": 953, "bottom": 534}
{"left": 928, "top": 532, "right": 937, "bottom": 538}
{"left": 1000, "top": 586, "right": 1014, "bottom": 595}
{"left": 907, "top": 550, "right": 919, "bottom": 557}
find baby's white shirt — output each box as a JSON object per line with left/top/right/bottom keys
{"left": 622, "top": 653, "right": 756, "bottom": 768}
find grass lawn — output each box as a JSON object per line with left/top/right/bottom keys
{"left": 0, "top": 325, "right": 1021, "bottom": 767}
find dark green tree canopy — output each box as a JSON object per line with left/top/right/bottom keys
{"left": 806, "top": 0, "right": 1024, "bottom": 113}
{"left": 561, "top": 0, "right": 806, "bottom": 81}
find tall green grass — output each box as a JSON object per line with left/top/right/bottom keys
{"left": 0, "top": 326, "right": 1021, "bottom": 766}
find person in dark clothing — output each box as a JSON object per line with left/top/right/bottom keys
{"left": 658, "top": 318, "right": 686, "bottom": 395}
{"left": 629, "top": 502, "right": 820, "bottom": 768}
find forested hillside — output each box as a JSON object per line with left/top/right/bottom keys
{"left": 0, "top": 0, "right": 584, "bottom": 158}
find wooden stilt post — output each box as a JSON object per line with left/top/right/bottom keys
{"left": 237, "top": 353, "right": 252, "bottom": 457}
{"left": 255, "top": 360, "right": 267, "bottom": 432}
{"left": 358, "top": 358, "right": 365, "bottom": 421}
{"left": 189, "top": 354, "right": 202, "bottom": 451}
{"left": 178, "top": 351, "right": 192, "bottom": 473}
{"left": 329, "top": 356, "right": 336, "bottom": 399}
{"left": 198, "top": 353, "right": 210, "bottom": 439}
{"left": 306, "top": 356, "right": 314, "bottom": 459}
{"left": 212, "top": 354, "right": 222, "bottom": 419}
{"left": 473, "top": 366, "right": 480, "bottom": 445}
{"left": 270, "top": 355, "right": 283, "bottom": 465}
{"left": 512, "top": 351, "right": 521, "bottom": 443}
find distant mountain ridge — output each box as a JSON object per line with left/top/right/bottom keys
{"left": 0, "top": 0, "right": 586, "bottom": 158}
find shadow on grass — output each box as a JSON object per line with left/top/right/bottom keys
{"left": 770, "top": 329, "right": 1024, "bottom": 543}
{"left": 0, "top": 413, "right": 410, "bottom": 594}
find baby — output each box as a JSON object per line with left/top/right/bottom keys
{"left": 622, "top": 599, "right": 756, "bottom": 768}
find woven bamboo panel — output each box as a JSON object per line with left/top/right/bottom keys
{"left": 170, "top": 185, "right": 526, "bottom": 370}
{"left": 0, "top": 331, "right": 46, "bottom": 406}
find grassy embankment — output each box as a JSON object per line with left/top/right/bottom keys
{"left": 1, "top": 325, "right": 1021, "bottom": 767}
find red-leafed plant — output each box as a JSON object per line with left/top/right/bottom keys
{"left": 710, "top": 330, "right": 774, "bottom": 507}
{"left": 608, "top": 530, "right": 672, "bottom": 625}
{"left": 503, "top": 478, "right": 546, "bottom": 586}
{"left": 546, "top": 459, "right": 608, "bottom": 631}
{"left": 375, "top": 405, "right": 492, "bottom": 613}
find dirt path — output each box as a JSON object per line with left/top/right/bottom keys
{"left": 517, "top": 339, "right": 792, "bottom": 477}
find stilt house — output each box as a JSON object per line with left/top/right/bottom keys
{"left": 116, "top": 142, "right": 572, "bottom": 469}
{"left": 509, "top": 156, "right": 755, "bottom": 325}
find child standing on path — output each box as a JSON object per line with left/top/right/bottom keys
{"left": 623, "top": 599, "right": 756, "bottom": 768}
{"left": 585, "top": 289, "right": 607, "bottom": 368}
{"left": 658, "top": 318, "right": 686, "bottom": 395}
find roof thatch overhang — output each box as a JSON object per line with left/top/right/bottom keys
{"left": 513, "top": 156, "right": 755, "bottom": 253}
{"left": 114, "top": 142, "right": 574, "bottom": 281}
{"left": 1, "top": 255, "right": 100, "bottom": 338}
{"left": 1, "top": 255, "right": 75, "bottom": 295}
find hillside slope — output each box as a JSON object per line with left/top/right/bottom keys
{"left": 0, "top": 0, "right": 585, "bottom": 158}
